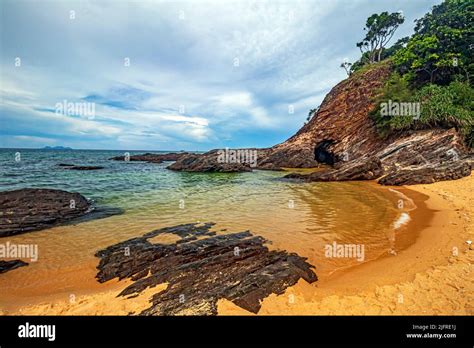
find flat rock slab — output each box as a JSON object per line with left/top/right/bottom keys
{"left": 0, "top": 188, "right": 91, "bottom": 237}
{"left": 378, "top": 161, "right": 472, "bottom": 185}
{"left": 0, "top": 260, "right": 28, "bottom": 274}
{"left": 96, "top": 222, "right": 317, "bottom": 315}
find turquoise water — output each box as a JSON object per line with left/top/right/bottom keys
{"left": 0, "top": 148, "right": 416, "bottom": 305}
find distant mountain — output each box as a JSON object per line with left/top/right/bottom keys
{"left": 42, "top": 146, "right": 73, "bottom": 150}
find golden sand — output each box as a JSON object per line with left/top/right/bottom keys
{"left": 219, "top": 173, "right": 474, "bottom": 315}
{"left": 3, "top": 173, "right": 472, "bottom": 316}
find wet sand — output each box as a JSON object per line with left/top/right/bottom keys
{"left": 1, "top": 174, "right": 472, "bottom": 315}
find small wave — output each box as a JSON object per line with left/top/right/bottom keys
{"left": 393, "top": 212, "right": 410, "bottom": 229}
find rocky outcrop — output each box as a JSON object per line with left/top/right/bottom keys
{"left": 110, "top": 152, "right": 189, "bottom": 163}
{"left": 285, "top": 128, "right": 472, "bottom": 185}
{"left": 272, "top": 63, "right": 472, "bottom": 185}
{"left": 0, "top": 260, "right": 28, "bottom": 274}
{"left": 286, "top": 156, "right": 384, "bottom": 182}
{"left": 167, "top": 149, "right": 271, "bottom": 172}
{"left": 58, "top": 164, "right": 104, "bottom": 170}
{"left": 160, "top": 62, "right": 472, "bottom": 183}
{"left": 0, "top": 189, "right": 91, "bottom": 237}
{"left": 379, "top": 161, "right": 472, "bottom": 185}
{"left": 260, "top": 64, "right": 394, "bottom": 170}
{"left": 96, "top": 222, "right": 317, "bottom": 315}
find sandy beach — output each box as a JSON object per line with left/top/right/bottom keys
{"left": 4, "top": 172, "right": 472, "bottom": 316}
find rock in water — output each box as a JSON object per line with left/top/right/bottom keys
{"left": 0, "top": 188, "right": 91, "bottom": 237}
{"left": 167, "top": 149, "right": 266, "bottom": 172}
{"left": 95, "top": 222, "right": 317, "bottom": 315}
{"left": 0, "top": 260, "right": 28, "bottom": 274}
{"left": 109, "top": 152, "right": 189, "bottom": 163}
{"left": 57, "top": 164, "right": 104, "bottom": 170}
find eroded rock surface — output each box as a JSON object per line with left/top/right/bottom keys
{"left": 0, "top": 188, "right": 91, "bottom": 237}
{"left": 95, "top": 222, "right": 317, "bottom": 315}
{"left": 167, "top": 149, "right": 269, "bottom": 172}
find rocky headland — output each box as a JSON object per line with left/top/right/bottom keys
{"left": 161, "top": 63, "right": 472, "bottom": 185}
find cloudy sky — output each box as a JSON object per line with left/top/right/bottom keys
{"left": 0, "top": 0, "right": 440, "bottom": 151}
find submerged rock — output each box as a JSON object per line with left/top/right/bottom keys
{"left": 58, "top": 164, "right": 104, "bottom": 170}
{"left": 95, "top": 222, "right": 317, "bottom": 315}
{"left": 0, "top": 259, "right": 28, "bottom": 274}
{"left": 0, "top": 188, "right": 90, "bottom": 237}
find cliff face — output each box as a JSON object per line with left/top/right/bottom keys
{"left": 169, "top": 62, "right": 472, "bottom": 185}
{"left": 258, "top": 63, "right": 392, "bottom": 169}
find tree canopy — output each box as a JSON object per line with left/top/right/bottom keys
{"left": 356, "top": 11, "right": 405, "bottom": 64}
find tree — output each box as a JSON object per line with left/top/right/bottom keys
{"left": 307, "top": 106, "right": 319, "bottom": 122}
{"left": 393, "top": 0, "right": 473, "bottom": 85}
{"left": 340, "top": 61, "right": 352, "bottom": 76}
{"left": 357, "top": 11, "right": 405, "bottom": 64}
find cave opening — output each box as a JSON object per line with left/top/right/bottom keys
{"left": 314, "top": 140, "right": 336, "bottom": 165}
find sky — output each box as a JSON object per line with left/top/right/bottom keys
{"left": 0, "top": 0, "right": 441, "bottom": 151}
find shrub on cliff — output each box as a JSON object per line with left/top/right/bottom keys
{"left": 371, "top": 75, "right": 474, "bottom": 146}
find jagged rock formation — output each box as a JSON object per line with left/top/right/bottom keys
{"left": 110, "top": 152, "right": 189, "bottom": 163}
{"left": 0, "top": 260, "right": 28, "bottom": 274}
{"left": 96, "top": 222, "right": 317, "bottom": 315}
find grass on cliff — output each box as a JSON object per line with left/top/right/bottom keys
{"left": 370, "top": 71, "right": 474, "bottom": 147}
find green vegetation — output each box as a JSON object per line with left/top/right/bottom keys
{"left": 356, "top": 11, "right": 405, "bottom": 64}
{"left": 371, "top": 75, "right": 474, "bottom": 146}
{"left": 348, "top": 0, "right": 474, "bottom": 147}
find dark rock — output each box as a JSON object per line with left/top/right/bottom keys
{"left": 0, "top": 260, "right": 28, "bottom": 274}
{"left": 95, "top": 222, "right": 317, "bottom": 315}
{"left": 110, "top": 152, "right": 189, "bottom": 163}
{"left": 167, "top": 148, "right": 271, "bottom": 172}
{"left": 285, "top": 156, "right": 383, "bottom": 182}
{"left": 58, "top": 164, "right": 104, "bottom": 170}
{"left": 0, "top": 188, "right": 91, "bottom": 237}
